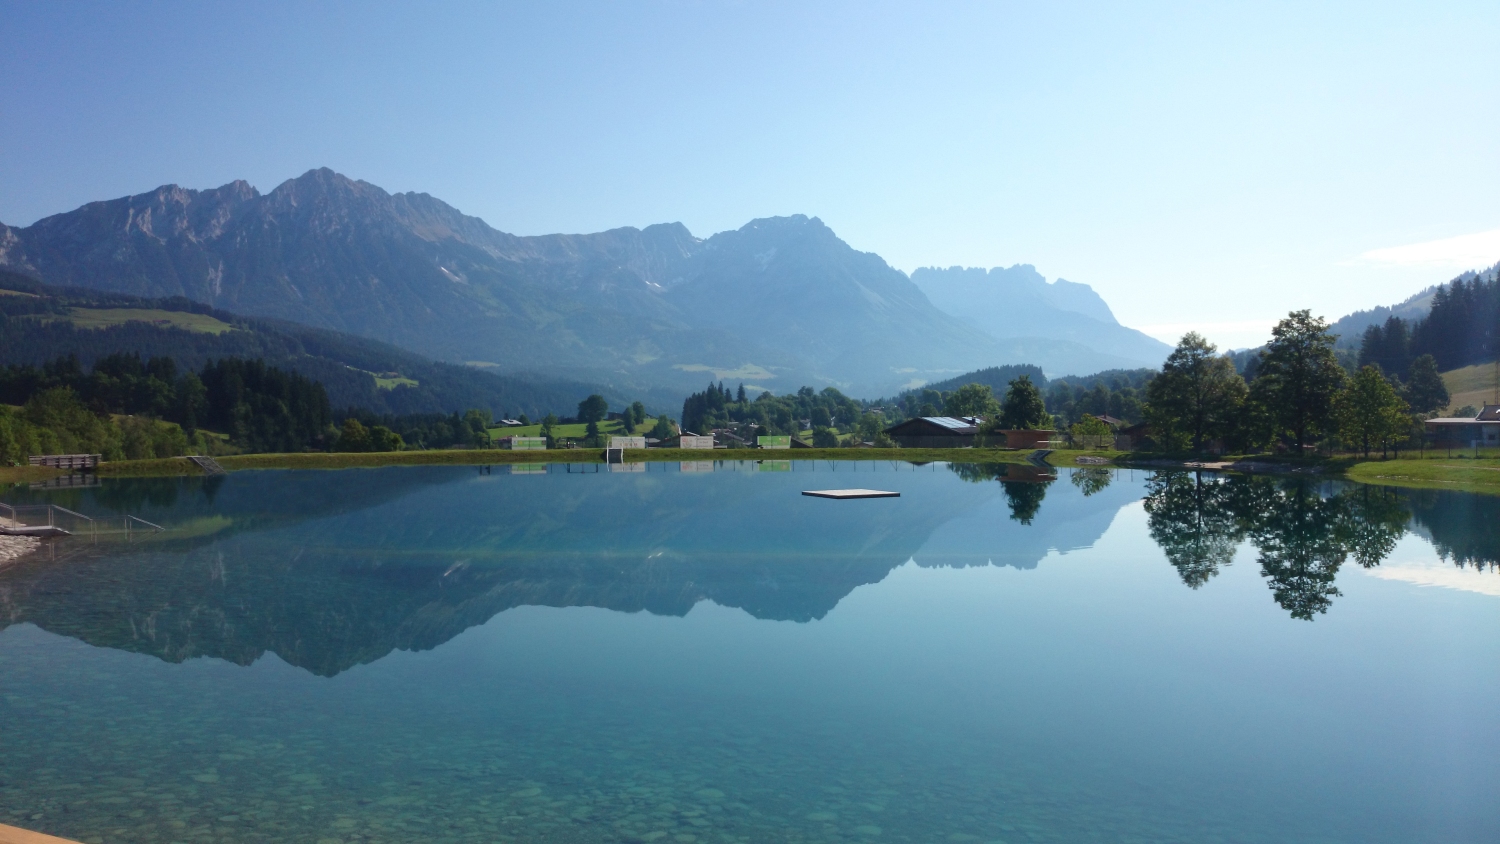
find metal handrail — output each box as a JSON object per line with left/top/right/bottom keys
{"left": 126, "top": 515, "right": 166, "bottom": 532}
{"left": 1, "top": 501, "right": 167, "bottom": 538}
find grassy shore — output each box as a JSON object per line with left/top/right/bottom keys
{"left": 1343, "top": 456, "right": 1500, "bottom": 495}
{"left": 0, "top": 465, "right": 65, "bottom": 485}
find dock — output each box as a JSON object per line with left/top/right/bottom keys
{"left": 802, "top": 489, "right": 900, "bottom": 499}
{"left": 0, "top": 502, "right": 165, "bottom": 540}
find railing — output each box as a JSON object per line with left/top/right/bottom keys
{"left": 27, "top": 453, "right": 101, "bottom": 470}
{"left": 0, "top": 502, "right": 166, "bottom": 540}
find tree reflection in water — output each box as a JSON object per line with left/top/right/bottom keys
{"left": 949, "top": 463, "right": 1056, "bottom": 525}
{"left": 1144, "top": 473, "right": 1410, "bottom": 619}
{"left": 1070, "top": 467, "right": 1113, "bottom": 497}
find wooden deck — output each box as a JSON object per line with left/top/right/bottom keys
{"left": 27, "top": 454, "right": 100, "bottom": 471}
{"left": 0, "top": 822, "right": 85, "bottom": 844}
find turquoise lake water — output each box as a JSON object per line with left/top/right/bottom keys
{"left": 1, "top": 461, "right": 1497, "bottom": 843}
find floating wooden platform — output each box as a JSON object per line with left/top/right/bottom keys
{"left": 0, "top": 524, "right": 70, "bottom": 537}
{"left": 802, "top": 489, "right": 900, "bottom": 499}
{"left": 0, "top": 821, "right": 86, "bottom": 844}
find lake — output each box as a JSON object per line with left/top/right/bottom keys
{"left": 1, "top": 461, "right": 1496, "bottom": 843}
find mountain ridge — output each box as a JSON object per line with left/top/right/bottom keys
{"left": 1, "top": 168, "right": 1168, "bottom": 396}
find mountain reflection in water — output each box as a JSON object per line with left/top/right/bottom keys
{"left": 0, "top": 462, "right": 1496, "bottom": 676}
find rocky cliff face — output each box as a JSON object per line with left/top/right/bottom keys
{"left": 2, "top": 169, "right": 1154, "bottom": 394}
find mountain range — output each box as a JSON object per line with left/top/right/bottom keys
{"left": 0, "top": 169, "right": 1170, "bottom": 399}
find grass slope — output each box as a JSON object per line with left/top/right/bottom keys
{"left": 487, "top": 420, "right": 643, "bottom": 439}
{"left": 1442, "top": 361, "right": 1500, "bottom": 411}
{"left": 63, "top": 307, "right": 235, "bottom": 334}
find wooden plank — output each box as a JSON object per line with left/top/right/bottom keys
{"left": 0, "top": 823, "right": 86, "bottom": 844}
{"left": 802, "top": 489, "right": 900, "bottom": 499}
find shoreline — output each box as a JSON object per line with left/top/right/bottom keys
{"left": 6, "top": 448, "right": 1497, "bottom": 496}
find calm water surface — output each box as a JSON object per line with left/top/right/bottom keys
{"left": 1, "top": 461, "right": 1496, "bottom": 844}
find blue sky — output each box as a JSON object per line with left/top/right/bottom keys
{"left": 3, "top": 1, "right": 1497, "bottom": 348}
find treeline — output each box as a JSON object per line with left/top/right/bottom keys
{"left": 1, "top": 352, "right": 673, "bottom": 461}
{"left": 681, "top": 382, "right": 874, "bottom": 445}
{"left": 336, "top": 409, "right": 496, "bottom": 452}
{"left": 1144, "top": 311, "right": 1449, "bottom": 456}
{"left": 1043, "top": 369, "right": 1151, "bottom": 428}
{"left": 681, "top": 375, "right": 1055, "bottom": 449}
{"left": 0, "top": 272, "right": 618, "bottom": 418}
{"left": 0, "top": 354, "right": 332, "bottom": 463}
{"left": 1358, "top": 271, "right": 1500, "bottom": 376}
{"left": 881, "top": 365, "right": 1151, "bottom": 429}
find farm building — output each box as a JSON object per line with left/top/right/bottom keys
{"left": 998, "top": 429, "right": 1055, "bottom": 449}
{"left": 884, "top": 416, "right": 982, "bottom": 448}
{"left": 1425, "top": 405, "right": 1500, "bottom": 447}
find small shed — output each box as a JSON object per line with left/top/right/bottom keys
{"left": 609, "top": 436, "right": 646, "bottom": 449}
{"left": 997, "top": 429, "right": 1055, "bottom": 450}
{"left": 884, "top": 417, "right": 981, "bottom": 448}
{"left": 1114, "top": 423, "right": 1152, "bottom": 451}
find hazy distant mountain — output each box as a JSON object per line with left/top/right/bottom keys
{"left": 911, "top": 265, "right": 1173, "bottom": 368}
{"left": 0, "top": 168, "right": 1156, "bottom": 396}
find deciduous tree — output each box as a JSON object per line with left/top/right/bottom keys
{"left": 1145, "top": 332, "right": 1247, "bottom": 452}
{"left": 1334, "top": 366, "right": 1410, "bottom": 458}
{"left": 943, "top": 383, "right": 1001, "bottom": 418}
{"left": 577, "top": 394, "right": 608, "bottom": 424}
{"left": 1248, "top": 311, "right": 1346, "bottom": 452}
{"left": 998, "top": 376, "right": 1052, "bottom": 430}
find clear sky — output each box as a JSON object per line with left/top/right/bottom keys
{"left": 3, "top": 1, "right": 1497, "bottom": 349}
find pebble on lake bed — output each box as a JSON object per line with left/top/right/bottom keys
{"left": 0, "top": 534, "right": 39, "bottom": 563}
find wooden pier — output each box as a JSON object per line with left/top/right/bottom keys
{"left": 27, "top": 453, "right": 100, "bottom": 471}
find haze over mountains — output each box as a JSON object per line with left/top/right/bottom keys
{"left": 912, "top": 265, "right": 1172, "bottom": 368}
{"left": 0, "top": 168, "right": 1171, "bottom": 399}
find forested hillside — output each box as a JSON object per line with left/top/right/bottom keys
{"left": 0, "top": 354, "right": 331, "bottom": 463}
{"left": 1355, "top": 267, "right": 1499, "bottom": 377}
{"left": 0, "top": 271, "right": 629, "bottom": 418}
